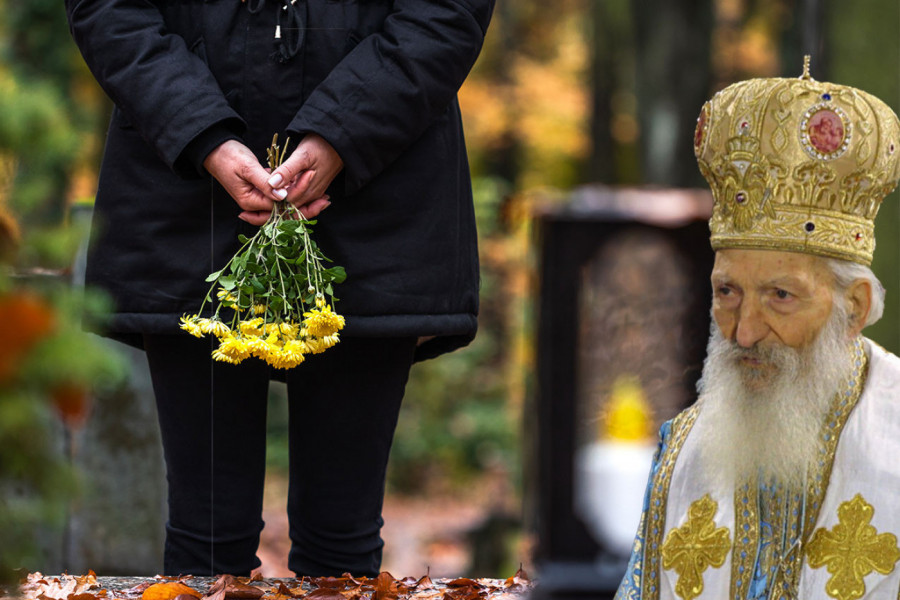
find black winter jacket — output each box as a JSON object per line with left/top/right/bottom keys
{"left": 65, "top": 0, "right": 492, "bottom": 361}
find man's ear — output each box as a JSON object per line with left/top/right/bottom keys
{"left": 845, "top": 279, "right": 872, "bottom": 337}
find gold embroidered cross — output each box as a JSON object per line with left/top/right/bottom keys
{"left": 661, "top": 495, "right": 732, "bottom": 600}
{"left": 806, "top": 494, "right": 900, "bottom": 600}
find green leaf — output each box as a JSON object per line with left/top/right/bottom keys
{"left": 205, "top": 268, "right": 224, "bottom": 282}
{"left": 279, "top": 220, "right": 302, "bottom": 233}
{"left": 238, "top": 234, "right": 251, "bottom": 244}
{"left": 327, "top": 266, "right": 347, "bottom": 284}
{"left": 219, "top": 275, "right": 236, "bottom": 290}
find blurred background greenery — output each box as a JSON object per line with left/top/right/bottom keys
{"left": 0, "top": 0, "right": 897, "bottom": 582}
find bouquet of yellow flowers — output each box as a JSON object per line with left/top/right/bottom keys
{"left": 180, "top": 136, "right": 345, "bottom": 369}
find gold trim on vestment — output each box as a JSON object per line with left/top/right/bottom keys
{"left": 641, "top": 405, "right": 701, "bottom": 599}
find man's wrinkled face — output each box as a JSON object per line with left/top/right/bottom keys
{"left": 697, "top": 249, "right": 856, "bottom": 488}
{"left": 710, "top": 249, "right": 836, "bottom": 388}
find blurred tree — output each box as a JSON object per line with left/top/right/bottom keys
{"left": 460, "top": 0, "right": 590, "bottom": 191}
{"left": 585, "top": 0, "right": 639, "bottom": 184}
{"left": 632, "top": 0, "right": 713, "bottom": 187}
{"left": 824, "top": 0, "right": 900, "bottom": 352}
{"left": 0, "top": 0, "right": 108, "bottom": 227}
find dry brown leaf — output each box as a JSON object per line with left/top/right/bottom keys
{"left": 272, "top": 583, "right": 297, "bottom": 599}
{"left": 21, "top": 572, "right": 101, "bottom": 600}
{"left": 303, "top": 590, "right": 344, "bottom": 600}
{"left": 122, "top": 583, "right": 154, "bottom": 597}
{"left": 371, "top": 572, "right": 398, "bottom": 600}
{"left": 202, "top": 588, "right": 226, "bottom": 600}
{"left": 444, "top": 580, "right": 480, "bottom": 589}
{"left": 226, "top": 584, "right": 264, "bottom": 599}
{"left": 308, "top": 578, "right": 347, "bottom": 590}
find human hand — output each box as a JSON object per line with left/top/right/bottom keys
{"left": 266, "top": 133, "right": 344, "bottom": 213}
{"left": 204, "top": 140, "right": 331, "bottom": 226}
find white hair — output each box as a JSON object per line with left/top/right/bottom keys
{"left": 825, "top": 258, "right": 885, "bottom": 327}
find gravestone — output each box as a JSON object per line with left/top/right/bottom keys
{"left": 528, "top": 185, "right": 713, "bottom": 599}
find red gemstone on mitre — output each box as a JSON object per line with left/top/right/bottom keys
{"left": 694, "top": 107, "right": 708, "bottom": 149}
{"left": 856, "top": 233, "right": 864, "bottom": 241}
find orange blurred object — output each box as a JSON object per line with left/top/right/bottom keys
{"left": 0, "top": 291, "right": 56, "bottom": 383}
{"left": 51, "top": 381, "right": 92, "bottom": 428}
{"left": 141, "top": 582, "right": 202, "bottom": 600}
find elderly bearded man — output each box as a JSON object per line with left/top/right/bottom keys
{"left": 615, "top": 60, "right": 900, "bottom": 600}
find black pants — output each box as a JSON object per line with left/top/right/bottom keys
{"left": 143, "top": 333, "right": 417, "bottom": 577}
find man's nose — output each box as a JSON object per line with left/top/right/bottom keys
{"left": 734, "top": 299, "right": 769, "bottom": 348}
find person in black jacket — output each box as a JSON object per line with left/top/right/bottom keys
{"left": 65, "top": 0, "right": 493, "bottom": 577}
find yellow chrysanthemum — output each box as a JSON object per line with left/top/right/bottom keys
{"left": 216, "top": 288, "right": 238, "bottom": 303}
{"left": 302, "top": 306, "right": 345, "bottom": 338}
{"left": 209, "top": 320, "right": 231, "bottom": 338}
{"left": 265, "top": 336, "right": 283, "bottom": 354}
{"left": 264, "top": 346, "right": 304, "bottom": 369}
{"left": 321, "top": 333, "right": 340, "bottom": 349}
{"left": 245, "top": 335, "right": 270, "bottom": 359}
{"left": 283, "top": 339, "right": 306, "bottom": 355}
{"left": 267, "top": 322, "right": 299, "bottom": 340}
{"left": 215, "top": 335, "right": 251, "bottom": 363}
{"left": 253, "top": 304, "right": 267, "bottom": 315}
{"left": 198, "top": 318, "right": 231, "bottom": 338}
{"left": 239, "top": 317, "right": 265, "bottom": 336}
{"left": 304, "top": 337, "right": 327, "bottom": 355}
{"left": 212, "top": 349, "right": 240, "bottom": 364}
{"left": 179, "top": 314, "right": 204, "bottom": 338}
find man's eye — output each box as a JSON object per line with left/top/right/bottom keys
{"left": 717, "top": 286, "right": 732, "bottom": 296}
{"left": 775, "top": 289, "right": 791, "bottom": 300}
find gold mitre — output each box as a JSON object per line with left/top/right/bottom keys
{"left": 694, "top": 57, "right": 900, "bottom": 265}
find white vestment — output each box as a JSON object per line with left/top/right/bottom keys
{"left": 616, "top": 337, "right": 900, "bottom": 600}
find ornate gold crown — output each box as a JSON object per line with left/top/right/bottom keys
{"left": 694, "top": 57, "right": 900, "bottom": 265}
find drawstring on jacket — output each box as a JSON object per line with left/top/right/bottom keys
{"left": 244, "top": 0, "right": 305, "bottom": 63}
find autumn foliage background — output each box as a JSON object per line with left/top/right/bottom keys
{"left": 0, "top": 0, "right": 898, "bottom": 582}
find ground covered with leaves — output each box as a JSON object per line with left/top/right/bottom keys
{"left": 10, "top": 570, "right": 532, "bottom": 600}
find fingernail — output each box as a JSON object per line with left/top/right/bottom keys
{"left": 273, "top": 188, "right": 288, "bottom": 200}
{"left": 268, "top": 173, "right": 283, "bottom": 187}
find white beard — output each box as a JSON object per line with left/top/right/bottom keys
{"left": 693, "top": 304, "right": 854, "bottom": 491}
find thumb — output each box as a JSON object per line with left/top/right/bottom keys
{"left": 267, "top": 146, "right": 312, "bottom": 190}
{"left": 242, "top": 160, "right": 282, "bottom": 199}
{"left": 229, "top": 147, "right": 285, "bottom": 202}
